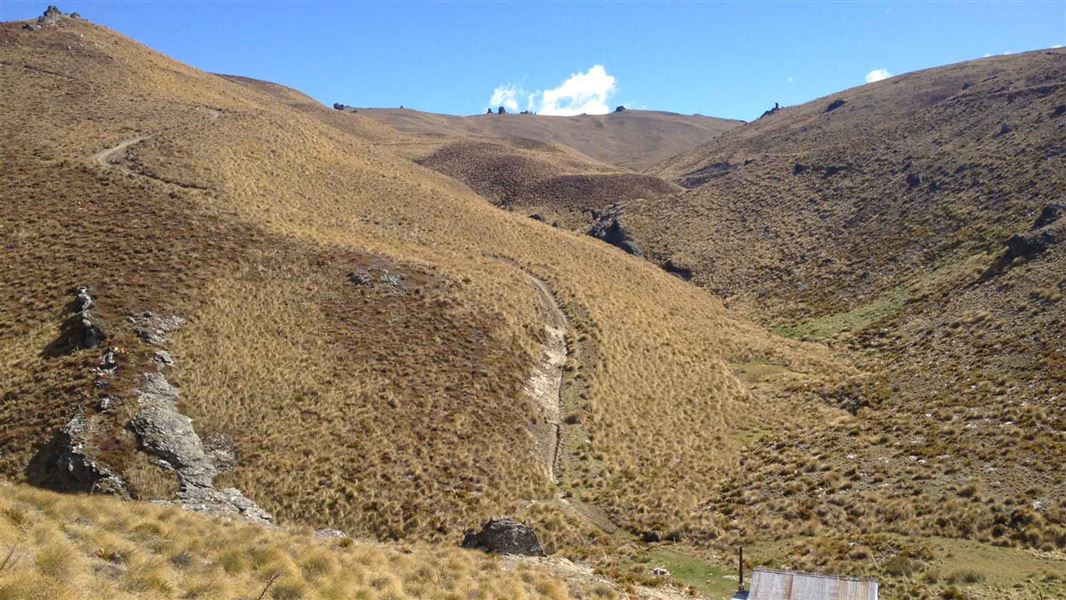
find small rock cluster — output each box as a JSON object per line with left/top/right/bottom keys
{"left": 23, "top": 5, "right": 80, "bottom": 30}
{"left": 825, "top": 99, "right": 847, "bottom": 113}
{"left": 347, "top": 267, "right": 408, "bottom": 293}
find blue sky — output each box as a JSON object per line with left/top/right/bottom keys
{"left": 3, "top": 1, "right": 1063, "bottom": 120}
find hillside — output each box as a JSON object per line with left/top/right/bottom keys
{"left": 0, "top": 10, "right": 836, "bottom": 598}
{"left": 615, "top": 47, "right": 1066, "bottom": 565}
{"left": 354, "top": 107, "right": 742, "bottom": 171}
{"left": 2, "top": 8, "right": 1064, "bottom": 600}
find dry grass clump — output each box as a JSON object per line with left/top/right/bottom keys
{"left": 0, "top": 483, "right": 601, "bottom": 599}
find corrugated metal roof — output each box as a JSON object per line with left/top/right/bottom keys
{"left": 747, "top": 567, "right": 878, "bottom": 600}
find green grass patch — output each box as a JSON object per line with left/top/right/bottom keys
{"left": 774, "top": 286, "right": 908, "bottom": 341}
{"left": 644, "top": 547, "right": 739, "bottom": 599}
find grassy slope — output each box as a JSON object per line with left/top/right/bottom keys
{"left": 0, "top": 15, "right": 827, "bottom": 561}
{"left": 616, "top": 48, "right": 1066, "bottom": 579}
{"left": 0, "top": 483, "right": 621, "bottom": 600}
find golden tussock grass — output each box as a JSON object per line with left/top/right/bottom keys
{"left": 0, "top": 483, "right": 605, "bottom": 599}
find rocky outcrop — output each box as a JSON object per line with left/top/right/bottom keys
{"left": 587, "top": 205, "right": 644, "bottom": 257}
{"left": 32, "top": 295, "right": 270, "bottom": 526}
{"left": 347, "top": 267, "right": 407, "bottom": 293}
{"left": 759, "top": 102, "right": 781, "bottom": 119}
{"left": 130, "top": 372, "right": 274, "bottom": 526}
{"left": 1033, "top": 203, "right": 1065, "bottom": 229}
{"left": 27, "top": 413, "right": 129, "bottom": 497}
{"left": 985, "top": 203, "right": 1065, "bottom": 278}
{"left": 22, "top": 5, "right": 79, "bottom": 30}
{"left": 1004, "top": 204, "right": 1064, "bottom": 261}
{"left": 462, "top": 518, "right": 545, "bottom": 556}
{"left": 825, "top": 99, "right": 847, "bottom": 113}
{"left": 45, "top": 286, "right": 107, "bottom": 356}
{"left": 128, "top": 312, "right": 185, "bottom": 346}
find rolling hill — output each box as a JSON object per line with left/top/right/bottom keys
{"left": 0, "top": 9, "right": 833, "bottom": 600}
{"left": 1, "top": 8, "right": 1064, "bottom": 600}
{"left": 354, "top": 107, "right": 742, "bottom": 171}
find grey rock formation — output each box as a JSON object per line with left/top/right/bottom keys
{"left": 130, "top": 373, "right": 273, "bottom": 526}
{"left": 129, "top": 312, "right": 185, "bottom": 346}
{"left": 45, "top": 286, "right": 107, "bottom": 356}
{"left": 461, "top": 517, "right": 545, "bottom": 556}
{"left": 23, "top": 5, "right": 71, "bottom": 30}
{"left": 1033, "top": 203, "right": 1065, "bottom": 229}
{"left": 984, "top": 203, "right": 1065, "bottom": 278}
{"left": 378, "top": 269, "right": 407, "bottom": 292}
{"left": 27, "top": 413, "right": 128, "bottom": 497}
{"left": 347, "top": 269, "right": 374, "bottom": 286}
{"left": 348, "top": 267, "right": 406, "bottom": 293}
{"left": 587, "top": 205, "right": 644, "bottom": 257}
{"left": 153, "top": 350, "right": 174, "bottom": 369}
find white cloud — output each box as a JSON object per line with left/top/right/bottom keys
{"left": 489, "top": 84, "right": 520, "bottom": 112}
{"left": 787, "top": 76, "right": 795, "bottom": 84}
{"left": 865, "top": 68, "right": 891, "bottom": 83}
{"left": 538, "top": 65, "right": 616, "bottom": 115}
{"left": 485, "top": 65, "right": 617, "bottom": 116}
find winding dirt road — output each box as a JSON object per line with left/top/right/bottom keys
{"left": 91, "top": 135, "right": 149, "bottom": 167}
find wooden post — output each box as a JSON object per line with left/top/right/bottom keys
{"left": 738, "top": 546, "right": 744, "bottom": 591}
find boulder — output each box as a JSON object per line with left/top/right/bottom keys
{"left": 1004, "top": 229, "right": 1060, "bottom": 261}
{"left": 461, "top": 517, "right": 544, "bottom": 556}
{"left": 1033, "top": 203, "right": 1065, "bottom": 229}
{"left": 130, "top": 373, "right": 215, "bottom": 489}
{"left": 130, "top": 372, "right": 273, "bottom": 524}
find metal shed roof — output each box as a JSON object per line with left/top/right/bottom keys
{"left": 746, "top": 567, "right": 878, "bottom": 600}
